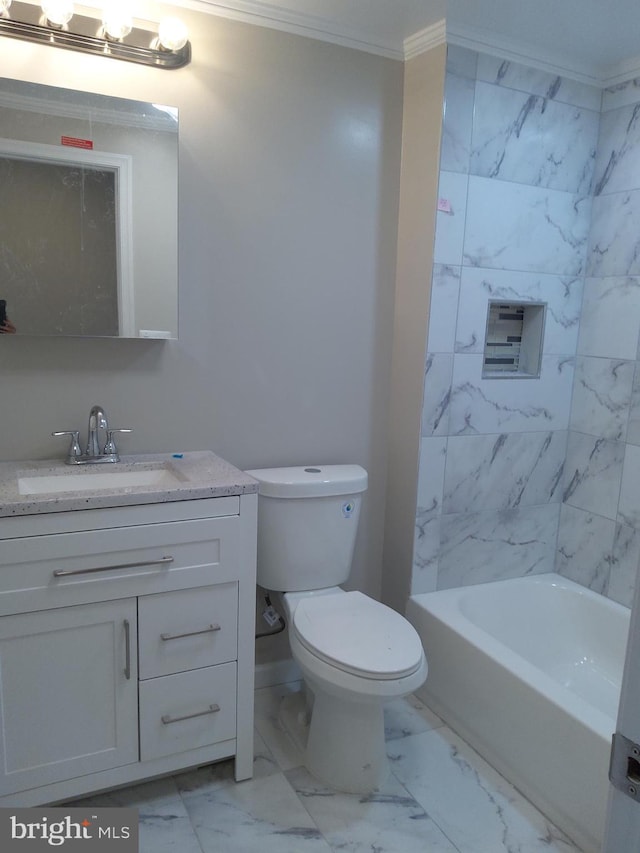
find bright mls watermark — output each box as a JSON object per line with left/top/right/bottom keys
{"left": 0, "top": 808, "right": 138, "bottom": 851}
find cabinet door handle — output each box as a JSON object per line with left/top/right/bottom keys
{"left": 161, "top": 704, "right": 220, "bottom": 725}
{"left": 124, "top": 619, "right": 131, "bottom": 680}
{"left": 53, "top": 555, "right": 174, "bottom": 577}
{"left": 160, "top": 624, "right": 221, "bottom": 641}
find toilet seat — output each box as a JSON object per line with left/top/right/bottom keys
{"left": 292, "top": 590, "right": 424, "bottom": 680}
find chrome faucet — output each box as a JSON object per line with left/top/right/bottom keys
{"left": 86, "top": 404, "right": 108, "bottom": 458}
{"left": 52, "top": 404, "right": 132, "bottom": 465}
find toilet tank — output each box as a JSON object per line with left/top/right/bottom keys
{"left": 245, "top": 465, "right": 368, "bottom": 592}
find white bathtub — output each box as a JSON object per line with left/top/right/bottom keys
{"left": 407, "top": 573, "right": 630, "bottom": 853}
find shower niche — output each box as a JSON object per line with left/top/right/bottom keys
{"left": 482, "top": 301, "right": 546, "bottom": 379}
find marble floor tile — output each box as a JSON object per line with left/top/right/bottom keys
{"left": 388, "top": 726, "right": 581, "bottom": 853}
{"left": 256, "top": 683, "right": 444, "bottom": 757}
{"left": 253, "top": 680, "right": 305, "bottom": 771}
{"left": 286, "top": 764, "right": 460, "bottom": 852}
{"left": 383, "top": 692, "right": 444, "bottom": 742}
{"left": 67, "top": 776, "right": 204, "bottom": 853}
{"left": 174, "top": 729, "right": 281, "bottom": 795}
{"left": 65, "top": 687, "right": 587, "bottom": 853}
{"left": 180, "top": 771, "right": 333, "bottom": 852}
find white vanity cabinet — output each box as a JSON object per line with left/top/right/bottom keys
{"left": 0, "top": 489, "right": 257, "bottom": 807}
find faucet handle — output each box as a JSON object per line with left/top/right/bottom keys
{"left": 103, "top": 428, "right": 133, "bottom": 457}
{"left": 52, "top": 430, "right": 82, "bottom": 464}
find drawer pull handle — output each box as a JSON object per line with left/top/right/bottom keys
{"left": 161, "top": 704, "right": 220, "bottom": 725}
{"left": 160, "top": 624, "right": 221, "bottom": 641}
{"left": 53, "top": 555, "right": 174, "bottom": 578}
{"left": 124, "top": 619, "right": 131, "bottom": 681}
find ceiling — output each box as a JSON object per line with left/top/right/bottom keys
{"left": 171, "top": 0, "right": 640, "bottom": 85}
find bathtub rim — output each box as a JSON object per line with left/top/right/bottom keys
{"left": 408, "top": 572, "right": 629, "bottom": 742}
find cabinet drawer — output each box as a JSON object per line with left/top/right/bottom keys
{"left": 139, "top": 663, "right": 236, "bottom": 761}
{"left": 138, "top": 583, "right": 238, "bottom": 679}
{"left": 0, "top": 515, "right": 240, "bottom": 615}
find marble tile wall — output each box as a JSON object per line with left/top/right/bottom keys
{"left": 413, "top": 47, "right": 601, "bottom": 594}
{"left": 560, "top": 78, "right": 640, "bottom": 606}
{"left": 416, "top": 53, "right": 640, "bottom": 605}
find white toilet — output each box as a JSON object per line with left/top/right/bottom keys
{"left": 246, "top": 464, "right": 428, "bottom": 793}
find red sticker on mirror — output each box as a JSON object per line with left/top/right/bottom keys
{"left": 61, "top": 136, "right": 94, "bottom": 149}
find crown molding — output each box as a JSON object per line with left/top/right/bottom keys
{"left": 167, "top": 0, "right": 404, "bottom": 59}
{"left": 408, "top": 19, "right": 640, "bottom": 90}
{"left": 601, "top": 56, "right": 640, "bottom": 89}
{"left": 403, "top": 20, "right": 446, "bottom": 62}
{"left": 160, "top": 0, "right": 640, "bottom": 86}
{"left": 439, "top": 22, "right": 602, "bottom": 86}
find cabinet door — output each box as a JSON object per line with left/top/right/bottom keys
{"left": 0, "top": 599, "right": 138, "bottom": 796}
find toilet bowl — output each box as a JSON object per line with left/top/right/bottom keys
{"left": 284, "top": 588, "right": 427, "bottom": 792}
{"left": 245, "top": 464, "right": 428, "bottom": 793}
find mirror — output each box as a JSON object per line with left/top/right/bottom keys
{"left": 0, "top": 78, "right": 178, "bottom": 339}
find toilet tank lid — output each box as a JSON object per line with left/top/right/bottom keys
{"left": 245, "top": 464, "right": 367, "bottom": 498}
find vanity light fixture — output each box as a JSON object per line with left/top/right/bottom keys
{"left": 101, "top": 3, "right": 132, "bottom": 41}
{"left": 41, "top": 0, "right": 74, "bottom": 27}
{"left": 0, "top": 0, "right": 191, "bottom": 69}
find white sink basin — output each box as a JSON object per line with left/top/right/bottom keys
{"left": 17, "top": 465, "right": 184, "bottom": 496}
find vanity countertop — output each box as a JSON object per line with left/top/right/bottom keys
{"left": 0, "top": 451, "right": 258, "bottom": 518}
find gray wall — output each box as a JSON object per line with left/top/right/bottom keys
{"left": 0, "top": 9, "right": 404, "bottom": 645}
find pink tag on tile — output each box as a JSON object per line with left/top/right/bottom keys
{"left": 437, "top": 197, "right": 452, "bottom": 213}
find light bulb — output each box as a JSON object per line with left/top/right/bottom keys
{"left": 41, "top": 0, "right": 74, "bottom": 27}
{"left": 157, "top": 17, "right": 188, "bottom": 51}
{"left": 102, "top": 3, "right": 132, "bottom": 40}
